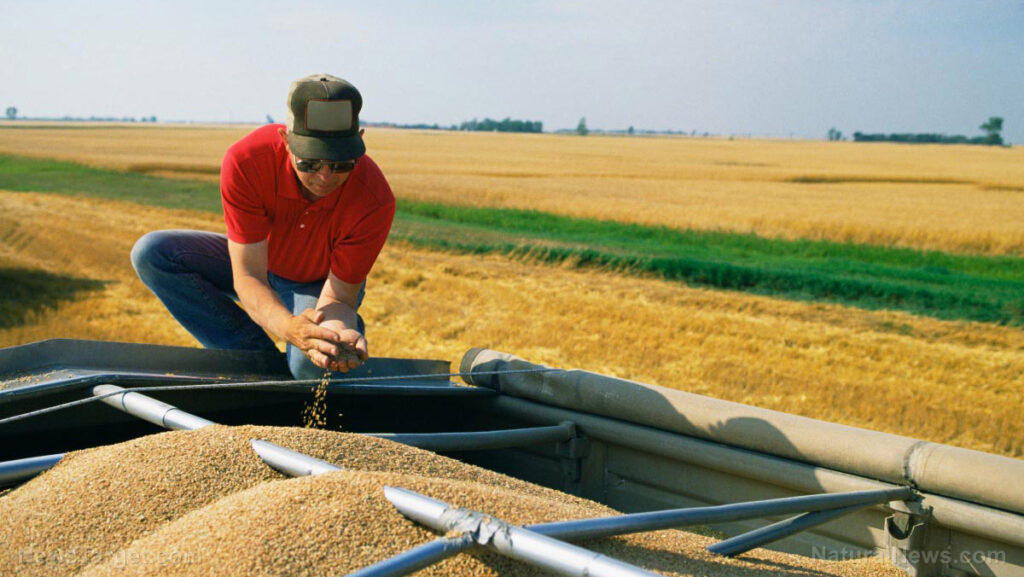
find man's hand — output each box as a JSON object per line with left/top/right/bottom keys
{"left": 318, "top": 323, "right": 368, "bottom": 373}
{"left": 283, "top": 309, "right": 347, "bottom": 371}
{"left": 312, "top": 272, "right": 369, "bottom": 373}
{"left": 286, "top": 310, "right": 367, "bottom": 373}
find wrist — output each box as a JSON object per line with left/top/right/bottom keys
{"left": 269, "top": 309, "right": 297, "bottom": 342}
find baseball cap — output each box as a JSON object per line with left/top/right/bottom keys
{"left": 286, "top": 74, "right": 366, "bottom": 161}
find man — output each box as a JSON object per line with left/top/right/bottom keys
{"left": 131, "top": 74, "right": 395, "bottom": 379}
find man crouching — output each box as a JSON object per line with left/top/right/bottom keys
{"left": 131, "top": 74, "right": 395, "bottom": 379}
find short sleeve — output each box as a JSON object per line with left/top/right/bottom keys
{"left": 221, "top": 148, "right": 272, "bottom": 244}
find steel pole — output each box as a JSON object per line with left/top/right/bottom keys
{"left": 90, "top": 387, "right": 341, "bottom": 478}
{"left": 383, "top": 486, "right": 662, "bottom": 577}
{"left": 343, "top": 535, "right": 475, "bottom": 577}
{"left": 707, "top": 504, "right": 864, "bottom": 557}
{"left": 4, "top": 386, "right": 219, "bottom": 487}
{"left": 0, "top": 453, "right": 64, "bottom": 487}
{"left": 249, "top": 439, "right": 342, "bottom": 477}
{"left": 528, "top": 486, "right": 914, "bottom": 541}
{"left": 367, "top": 422, "right": 574, "bottom": 452}
{"left": 92, "top": 384, "right": 215, "bottom": 430}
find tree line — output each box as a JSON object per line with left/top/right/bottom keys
{"left": 844, "top": 117, "right": 1006, "bottom": 146}
{"left": 459, "top": 117, "right": 542, "bottom": 133}
{"left": 4, "top": 107, "right": 159, "bottom": 123}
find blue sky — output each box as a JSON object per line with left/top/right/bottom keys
{"left": 3, "top": 0, "right": 1022, "bottom": 142}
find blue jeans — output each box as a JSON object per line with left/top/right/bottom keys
{"left": 130, "top": 230, "right": 364, "bottom": 380}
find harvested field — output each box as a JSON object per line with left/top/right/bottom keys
{"left": 0, "top": 191, "right": 1022, "bottom": 456}
{"left": 1, "top": 123, "right": 1022, "bottom": 255}
{"left": 1, "top": 425, "right": 903, "bottom": 577}
{"left": 0, "top": 190, "right": 222, "bottom": 346}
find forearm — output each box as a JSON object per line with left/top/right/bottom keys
{"left": 234, "top": 273, "right": 294, "bottom": 340}
{"left": 315, "top": 296, "right": 360, "bottom": 334}
{"left": 227, "top": 239, "right": 347, "bottom": 370}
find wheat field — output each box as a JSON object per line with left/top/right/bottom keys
{"left": 2, "top": 123, "right": 1023, "bottom": 255}
{"left": 0, "top": 124, "right": 1022, "bottom": 457}
{"left": 1, "top": 189, "right": 1021, "bottom": 457}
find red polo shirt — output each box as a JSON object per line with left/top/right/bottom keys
{"left": 221, "top": 124, "right": 395, "bottom": 284}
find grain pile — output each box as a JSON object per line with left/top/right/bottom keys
{"left": 74, "top": 471, "right": 901, "bottom": 577}
{"left": 0, "top": 426, "right": 906, "bottom": 577}
{"left": 0, "top": 425, "right": 590, "bottom": 577}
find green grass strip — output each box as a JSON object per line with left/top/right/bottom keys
{"left": 392, "top": 208, "right": 1024, "bottom": 326}
{"left": 2, "top": 153, "right": 1022, "bottom": 326}
{"left": 0, "top": 154, "right": 222, "bottom": 212}
{"left": 396, "top": 202, "right": 1024, "bottom": 280}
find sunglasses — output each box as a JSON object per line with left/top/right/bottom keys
{"left": 293, "top": 155, "right": 358, "bottom": 174}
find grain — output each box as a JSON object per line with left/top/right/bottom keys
{"left": 74, "top": 471, "right": 903, "bottom": 577}
{"left": 301, "top": 370, "right": 332, "bottom": 428}
{"left": 1, "top": 426, "right": 904, "bottom": 577}
{"left": 303, "top": 354, "right": 367, "bottom": 428}
{"left": 0, "top": 425, "right": 592, "bottom": 577}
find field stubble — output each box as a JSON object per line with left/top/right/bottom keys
{"left": 1, "top": 190, "right": 1021, "bottom": 457}
{"left": 0, "top": 190, "right": 219, "bottom": 346}
{"left": 1, "top": 123, "right": 1022, "bottom": 255}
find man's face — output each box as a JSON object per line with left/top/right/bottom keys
{"left": 288, "top": 152, "right": 353, "bottom": 199}
{"left": 279, "top": 128, "right": 357, "bottom": 199}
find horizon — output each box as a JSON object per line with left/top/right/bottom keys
{"left": 1, "top": 116, "right": 1014, "bottom": 146}
{"left": 3, "top": 1, "right": 1021, "bottom": 143}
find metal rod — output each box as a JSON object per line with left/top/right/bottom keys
{"left": 527, "top": 486, "right": 914, "bottom": 541}
{"left": 3, "top": 386, "right": 217, "bottom": 486}
{"left": 383, "top": 486, "right": 662, "bottom": 577}
{"left": 88, "top": 387, "right": 342, "bottom": 479}
{"left": 706, "top": 504, "right": 865, "bottom": 557}
{"left": 343, "top": 534, "right": 475, "bottom": 577}
{"left": 0, "top": 367, "right": 556, "bottom": 427}
{"left": 249, "top": 439, "right": 342, "bottom": 477}
{"left": 0, "top": 453, "right": 64, "bottom": 488}
{"left": 366, "top": 422, "right": 574, "bottom": 452}
{"left": 91, "top": 384, "right": 215, "bottom": 430}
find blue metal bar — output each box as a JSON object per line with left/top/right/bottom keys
{"left": 0, "top": 453, "right": 64, "bottom": 488}
{"left": 707, "top": 504, "right": 865, "bottom": 557}
{"left": 366, "top": 422, "right": 575, "bottom": 452}
{"left": 343, "top": 535, "right": 475, "bottom": 577}
{"left": 527, "top": 486, "right": 913, "bottom": 541}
